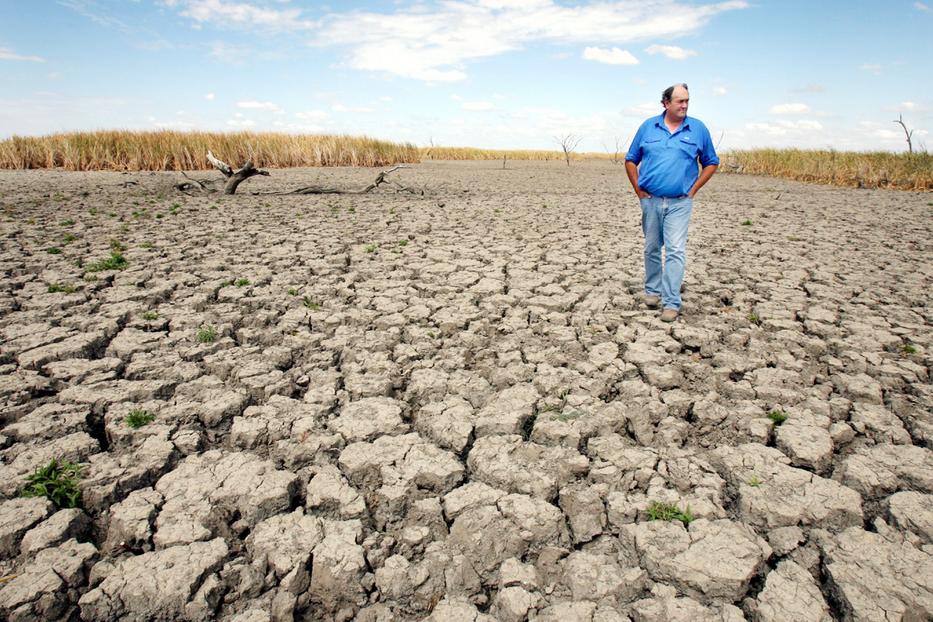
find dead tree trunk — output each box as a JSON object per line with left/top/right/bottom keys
{"left": 207, "top": 150, "right": 270, "bottom": 194}
{"left": 555, "top": 134, "right": 583, "bottom": 166}
{"left": 893, "top": 114, "right": 914, "bottom": 154}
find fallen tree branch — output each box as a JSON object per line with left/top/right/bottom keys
{"left": 285, "top": 165, "right": 422, "bottom": 195}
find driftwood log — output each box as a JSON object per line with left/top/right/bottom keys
{"left": 175, "top": 153, "right": 421, "bottom": 196}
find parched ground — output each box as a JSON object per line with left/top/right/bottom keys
{"left": 0, "top": 160, "right": 931, "bottom": 621}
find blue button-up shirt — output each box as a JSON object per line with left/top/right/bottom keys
{"left": 625, "top": 113, "right": 719, "bottom": 198}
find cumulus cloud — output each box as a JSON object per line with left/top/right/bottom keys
{"left": 770, "top": 103, "right": 810, "bottom": 115}
{"left": 310, "top": 0, "right": 747, "bottom": 81}
{"left": 237, "top": 100, "right": 281, "bottom": 112}
{"left": 462, "top": 101, "right": 496, "bottom": 111}
{"left": 914, "top": 2, "right": 930, "bottom": 11}
{"left": 0, "top": 47, "right": 45, "bottom": 62}
{"left": 645, "top": 44, "right": 697, "bottom": 60}
{"left": 713, "top": 86, "right": 727, "bottom": 96}
{"left": 204, "top": 93, "right": 215, "bottom": 100}
{"left": 583, "top": 47, "right": 639, "bottom": 65}
{"left": 746, "top": 119, "right": 823, "bottom": 136}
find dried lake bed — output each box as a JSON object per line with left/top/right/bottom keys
{"left": 0, "top": 160, "right": 931, "bottom": 621}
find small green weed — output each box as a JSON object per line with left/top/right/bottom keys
{"left": 196, "top": 324, "right": 218, "bottom": 343}
{"left": 747, "top": 475, "right": 763, "bottom": 488}
{"left": 234, "top": 278, "right": 250, "bottom": 287}
{"left": 63, "top": 233, "right": 78, "bottom": 244}
{"left": 303, "top": 297, "right": 321, "bottom": 311}
{"left": 365, "top": 243, "right": 378, "bottom": 253}
{"left": 143, "top": 310, "right": 159, "bottom": 320}
{"left": 398, "top": 239, "right": 408, "bottom": 247}
{"left": 645, "top": 501, "right": 695, "bottom": 526}
{"left": 19, "top": 459, "right": 82, "bottom": 509}
{"left": 741, "top": 219, "right": 752, "bottom": 226}
{"left": 46, "top": 246, "right": 62, "bottom": 254}
{"left": 60, "top": 218, "right": 75, "bottom": 226}
{"left": 109, "top": 239, "right": 127, "bottom": 252}
{"left": 902, "top": 343, "right": 917, "bottom": 354}
{"left": 125, "top": 409, "right": 155, "bottom": 428}
{"left": 748, "top": 312, "right": 761, "bottom": 325}
{"left": 287, "top": 288, "right": 299, "bottom": 296}
{"left": 767, "top": 410, "right": 788, "bottom": 426}
{"left": 86, "top": 251, "right": 128, "bottom": 272}
{"left": 47, "top": 283, "right": 77, "bottom": 294}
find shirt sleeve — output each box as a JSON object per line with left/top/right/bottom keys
{"left": 698, "top": 126, "right": 720, "bottom": 166}
{"left": 625, "top": 123, "right": 646, "bottom": 164}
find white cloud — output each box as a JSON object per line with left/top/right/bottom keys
{"left": 746, "top": 119, "right": 823, "bottom": 136}
{"left": 311, "top": 0, "right": 748, "bottom": 81}
{"left": 204, "top": 93, "right": 215, "bottom": 100}
{"left": 237, "top": 100, "right": 281, "bottom": 112}
{"left": 645, "top": 44, "right": 697, "bottom": 60}
{"left": 713, "top": 86, "right": 727, "bottom": 96}
{"left": 226, "top": 117, "right": 256, "bottom": 128}
{"left": 915, "top": 2, "right": 930, "bottom": 12}
{"left": 770, "top": 103, "right": 810, "bottom": 115}
{"left": 0, "top": 47, "right": 45, "bottom": 62}
{"left": 859, "top": 62, "right": 882, "bottom": 75}
{"left": 583, "top": 46, "right": 639, "bottom": 65}
{"left": 462, "top": 101, "right": 496, "bottom": 111}
{"left": 161, "top": 0, "right": 317, "bottom": 31}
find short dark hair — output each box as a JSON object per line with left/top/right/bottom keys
{"left": 662, "top": 83, "right": 689, "bottom": 104}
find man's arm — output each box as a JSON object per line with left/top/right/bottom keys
{"left": 625, "top": 160, "right": 650, "bottom": 199}
{"left": 687, "top": 164, "right": 717, "bottom": 198}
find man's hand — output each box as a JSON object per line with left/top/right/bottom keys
{"left": 636, "top": 190, "right": 651, "bottom": 199}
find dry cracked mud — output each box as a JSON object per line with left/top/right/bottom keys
{"left": 0, "top": 160, "right": 931, "bottom": 621}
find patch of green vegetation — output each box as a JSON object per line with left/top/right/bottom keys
{"left": 110, "top": 239, "right": 127, "bottom": 252}
{"left": 347, "top": 206, "right": 355, "bottom": 213}
{"left": 196, "top": 324, "right": 218, "bottom": 343}
{"left": 234, "top": 278, "right": 250, "bottom": 287}
{"left": 86, "top": 251, "right": 128, "bottom": 272}
{"left": 398, "top": 239, "right": 408, "bottom": 247}
{"left": 46, "top": 246, "right": 62, "bottom": 254}
{"left": 60, "top": 218, "right": 75, "bottom": 226}
{"left": 303, "top": 297, "right": 321, "bottom": 311}
{"left": 63, "top": 232, "right": 79, "bottom": 244}
{"left": 19, "top": 459, "right": 82, "bottom": 509}
{"left": 767, "top": 410, "right": 788, "bottom": 426}
{"left": 125, "top": 409, "right": 155, "bottom": 428}
{"left": 748, "top": 312, "right": 761, "bottom": 325}
{"left": 786, "top": 235, "right": 803, "bottom": 242}
{"left": 747, "top": 475, "right": 763, "bottom": 488}
{"left": 287, "top": 288, "right": 299, "bottom": 296}
{"left": 741, "top": 219, "right": 752, "bottom": 226}
{"left": 141, "top": 242, "right": 154, "bottom": 249}
{"left": 902, "top": 343, "right": 917, "bottom": 355}
{"left": 155, "top": 213, "right": 163, "bottom": 219}
{"left": 47, "top": 283, "right": 77, "bottom": 294}
{"left": 645, "top": 501, "right": 695, "bottom": 526}
{"left": 143, "top": 310, "right": 159, "bottom": 320}
{"left": 365, "top": 243, "right": 378, "bottom": 253}
{"left": 90, "top": 208, "right": 99, "bottom": 215}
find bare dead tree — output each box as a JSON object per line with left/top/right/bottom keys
{"left": 555, "top": 134, "right": 583, "bottom": 166}
{"left": 893, "top": 114, "right": 914, "bottom": 154}
{"left": 502, "top": 154, "right": 507, "bottom": 170}
{"left": 175, "top": 152, "right": 421, "bottom": 196}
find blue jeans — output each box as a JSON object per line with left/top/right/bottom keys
{"left": 640, "top": 196, "right": 693, "bottom": 310}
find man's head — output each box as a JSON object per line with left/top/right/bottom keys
{"left": 662, "top": 83, "right": 689, "bottom": 122}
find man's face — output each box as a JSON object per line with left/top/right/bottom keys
{"left": 664, "top": 86, "right": 689, "bottom": 121}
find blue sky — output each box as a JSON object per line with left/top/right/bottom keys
{"left": 2, "top": 1, "right": 931, "bottom": 152}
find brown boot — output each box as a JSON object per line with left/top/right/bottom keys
{"left": 644, "top": 294, "right": 661, "bottom": 309}
{"left": 660, "top": 308, "right": 679, "bottom": 322}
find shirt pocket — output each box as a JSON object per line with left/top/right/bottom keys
{"left": 677, "top": 137, "right": 699, "bottom": 158}
{"left": 643, "top": 138, "right": 663, "bottom": 153}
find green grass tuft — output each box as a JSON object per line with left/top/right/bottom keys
{"left": 19, "top": 459, "right": 82, "bottom": 509}
{"left": 143, "top": 310, "right": 158, "bottom": 320}
{"left": 234, "top": 278, "right": 250, "bottom": 287}
{"left": 741, "top": 219, "right": 752, "bottom": 226}
{"left": 767, "top": 410, "right": 788, "bottom": 426}
{"left": 86, "top": 251, "right": 128, "bottom": 272}
{"left": 196, "top": 324, "right": 218, "bottom": 343}
{"left": 125, "top": 409, "right": 155, "bottom": 428}
{"left": 46, "top": 246, "right": 62, "bottom": 254}
{"left": 645, "top": 501, "right": 695, "bottom": 526}
{"left": 47, "top": 283, "right": 77, "bottom": 294}
{"left": 303, "top": 297, "right": 321, "bottom": 311}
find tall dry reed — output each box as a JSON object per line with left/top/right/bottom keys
{"left": 0, "top": 131, "right": 419, "bottom": 171}
{"left": 722, "top": 149, "right": 932, "bottom": 191}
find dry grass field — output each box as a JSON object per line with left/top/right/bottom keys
{"left": 0, "top": 160, "right": 930, "bottom": 620}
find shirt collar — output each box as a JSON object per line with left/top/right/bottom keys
{"left": 655, "top": 112, "right": 692, "bottom": 132}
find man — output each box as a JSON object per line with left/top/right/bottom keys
{"left": 624, "top": 83, "right": 719, "bottom": 322}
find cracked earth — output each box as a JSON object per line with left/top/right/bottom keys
{"left": 0, "top": 160, "right": 931, "bottom": 621}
